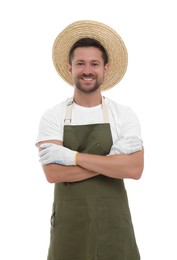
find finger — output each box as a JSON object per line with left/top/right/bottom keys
{"left": 39, "top": 151, "right": 50, "bottom": 161}
{"left": 39, "top": 157, "right": 63, "bottom": 165}
{"left": 40, "top": 143, "right": 54, "bottom": 149}
{"left": 39, "top": 148, "right": 50, "bottom": 157}
{"left": 39, "top": 152, "right": 51, "bottom": 164}
{"left": 39, "top": 157, "right": 51, "bottom": 165}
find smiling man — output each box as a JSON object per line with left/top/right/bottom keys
{"left": 36, "top": 20, "right": 144, "bottom": 260}
{"left": 69, "top": 38, "right": 109, "bottom": 94}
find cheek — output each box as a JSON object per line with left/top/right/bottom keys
{"left": 73, "top": 69, "right": 83, "bottom": 77}
{"left": 99, "top": 69, "right": 106, "bottom": 77}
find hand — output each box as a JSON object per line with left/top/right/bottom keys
{"left": 39, "top": 143, "right": 78, "bottom": 165}
{"left": 109, "top": 136, "right": 143, "bottom": 155}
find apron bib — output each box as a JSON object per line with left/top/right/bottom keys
{"left": 47, "top": 97, "right": 140, "bottom": 260}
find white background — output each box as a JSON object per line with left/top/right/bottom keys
{"left": 0, "top": 0, "right": 177, "bottom": 259}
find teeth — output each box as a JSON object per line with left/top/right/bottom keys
{"left": 83, "top": 78, "right": 93, "bottom": 81}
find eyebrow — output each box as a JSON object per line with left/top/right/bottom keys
{"left": 75, "top": 59, "right": 100, "bottom": 63}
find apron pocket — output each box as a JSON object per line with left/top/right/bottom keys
{"left": 51, "top": 199, "right": 90, "bottom": 259}
{"left": 97, "top": 197, "right": 139, "bottom": 258}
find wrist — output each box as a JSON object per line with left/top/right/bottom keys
{"left": 74, "top": 152, "right": 79, "bottom": 166}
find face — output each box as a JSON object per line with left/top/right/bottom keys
{"left": 69, "top": 47, "right": 108, "bottom": 93}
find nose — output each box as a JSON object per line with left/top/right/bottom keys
{"left": 82, "top": 64, "right": 93, "bottom": 75}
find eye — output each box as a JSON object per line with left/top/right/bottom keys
{"left": 76, "top": 62, "right": 84, "bottom": 66}
{"left": 92, "top": 62, "right": 99, "bottom": 67}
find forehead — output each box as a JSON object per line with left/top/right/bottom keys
{"left": 72, "top": 46, "right": 103, "bottom": 60}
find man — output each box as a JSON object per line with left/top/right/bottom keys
{"left": 37, "top": 20, "right": 144, "bottom": 260}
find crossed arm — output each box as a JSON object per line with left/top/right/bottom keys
{"left": 39, "top": 140, "right": 144, "bottom": 183}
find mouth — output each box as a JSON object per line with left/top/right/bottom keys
{"left": 81, "top": 76, "right": 95, "bottom": 82}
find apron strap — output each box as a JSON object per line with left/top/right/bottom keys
{"left": 102, "top": 96, "right": 109, "bottom": 123}
{"left": 64, "top": 96, "right": 109, "bottom": 125}
{"left": 64, "top": 97, "right": 73, "bottom": 125}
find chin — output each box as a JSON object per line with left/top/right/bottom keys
{"left": 75, "top": 82, "right": 101, "bottom": 93}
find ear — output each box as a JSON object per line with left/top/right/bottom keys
{"left": 104, "top": 63, "right": 109, "bottom": 76}
{"left": 68, "top": 64, "right": 72, "bottom": 76}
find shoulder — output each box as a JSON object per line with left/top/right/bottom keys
{"left": 105, "top": 97, "right": 134, "bottom": 118}
{"left": 36, "top": 99, "right": 69, "bottom": 145}
{"left": 105, "top": 96, "right": 141, "bottom": 137}
{"left": 40, "top": 99, "right": 68, "bottom": 122}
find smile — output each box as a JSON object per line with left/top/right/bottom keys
{"left": 81, "top": 77, "right": 95, "bottom": 81}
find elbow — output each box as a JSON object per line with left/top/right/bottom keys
{"left": 45, "top": 174, "right": 56, "bottom": 183}
{"left": 131, "top": 149, "right": 144, "bottom": 180}
{"left": 45, "top": 172, "right": 63, "bottom": 183}
{"left": 131, "top": 162, "right": 144, "bottom": 180}
{"left": 131, "top": 168, "right": 143, "bottom": 180}
{"left": 42, "top": 165, "right": 62, "bottom": 183}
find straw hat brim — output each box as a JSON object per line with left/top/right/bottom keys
{"left": 52, "top": 20, "right": 128, "bottom": 91}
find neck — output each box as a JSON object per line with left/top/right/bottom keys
{"left": 73, "top": 89, "right": 102, "bottom": 107}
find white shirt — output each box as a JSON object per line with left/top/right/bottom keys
{"left": 36, "top": 97, "right": 142, "bottom": 145}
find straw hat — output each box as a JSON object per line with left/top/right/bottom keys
{"left": 52, "top": 20, "right": 128, "bottom": 91}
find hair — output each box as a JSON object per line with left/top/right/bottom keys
{"left": 69, "top": 38, "right": 108, "bottom": 65}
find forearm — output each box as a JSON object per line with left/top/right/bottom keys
{"left": 38, "top": 140, "right": 144, "bottom": 182}
{"left": 42, "top": 163, "right": 99, "bottom": 183}
{"left": 38, "top": 140, "right": 98, "bottom": 183}
{"left": 77, "top": 149, "right": 144, "bottom": 180}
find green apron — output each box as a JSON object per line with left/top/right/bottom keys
{"left": 47, "top": 97, "right": 140, "bottom": 260}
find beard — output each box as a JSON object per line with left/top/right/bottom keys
{"left": 75, "top": 81, "right": 101, "bottom": 93}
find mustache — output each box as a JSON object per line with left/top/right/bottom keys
{"left": 81, "top": 73, "right": 95, "bottom": 78}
